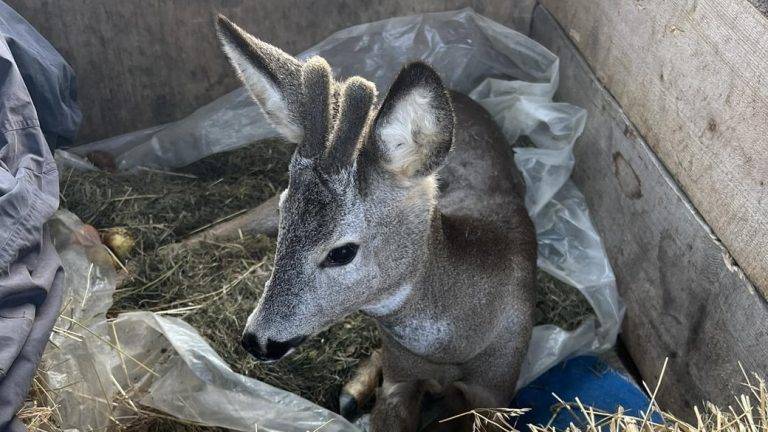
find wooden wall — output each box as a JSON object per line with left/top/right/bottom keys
{"left": 6, "top": 0, "right": 534, "bottom": 144}
{"left": 538, "top": 0, "right": 768, "bottom": 302}
{"left": 532, "top": 5, "right": 768, "bottom": 417}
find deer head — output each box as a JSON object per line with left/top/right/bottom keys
{"left": 216, "top": 15, "right": 455, "bottom": 361}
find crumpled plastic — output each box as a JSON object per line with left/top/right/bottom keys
{"left": 469, "top": 79, "right": 624, "bottom": 386}
{"left": 45, "top": 210, "right": 354, "bottom": 432}
{"left": 44, "top": 210, "right": 118, "bottom": 430}
{"left": 48, "top": 8, "right": 624, "bottom": 431}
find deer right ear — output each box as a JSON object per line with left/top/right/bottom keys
{"left": 371, "top": 63, "right": 454, "bottom": 178}
{"left": 216, "top": 15, "right": 303, "bottom": 143}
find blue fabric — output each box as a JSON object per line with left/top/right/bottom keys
{"left": 512, "top": 356, "right": 663, "bottom": 430}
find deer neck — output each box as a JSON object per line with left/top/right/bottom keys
{"left": 361, "top": 210, "right": 446, "bottom": 320}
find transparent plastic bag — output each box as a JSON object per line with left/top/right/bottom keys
{"left": 58, "top": 9, "right": 552, "bottom": 172}
{"left": 43, "top": 210, "right": 357, "bottom": 432}
{"left": 50, "top": 7, "right": 624, "bottom": 430}
{"left": 44, "top": 210, "right": 118, "bottom": 431}
{"left": 114, "top": 312, "right": 355, "bottom": 432}
{"left": 469, "top": 78, "right": 625, "bottom": 386}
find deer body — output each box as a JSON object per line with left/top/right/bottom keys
{"left": 366, "top": 93, "right": 536, "bottom": 430}
{"left": 215, "top": 16, "right": 536, "bottom": 431}
{"left": 373, "top": 90, "right": 535, "bottom": 373}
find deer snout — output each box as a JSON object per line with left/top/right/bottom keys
{"left": 241, "top": 331, "right": 306, "bottom": 362}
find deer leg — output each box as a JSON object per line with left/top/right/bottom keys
{"left": 425, "top": 337, "right": 526, "bottom": 432}
{"left": 160, "top": 192, "right": 281, "bottom": 256}
{"left": 339, "top": 349, "right": 382, "bottom": 420}
{"left": 423, "top": 382, "right": 504, "bottom": 432}
{"left": 369, "top": 379, "right": 441, "bottom": 432}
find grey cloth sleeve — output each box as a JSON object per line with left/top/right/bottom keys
{"left": 0, "top": 1, "right": 81, "bottom": 149}
{"left": 0, "top": 231, "right": 63, "bottom": 432}
{"left": 0, "top": 2, "right": 77, "bottom": 430}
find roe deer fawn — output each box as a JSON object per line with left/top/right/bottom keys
{"left": 216, "top": 15, "right": 536, "bottom": 431}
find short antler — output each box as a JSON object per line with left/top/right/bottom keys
{"left": 295, "top": 57, "right": 377, "bottom": 171}
{"left": 324, "top": 77, "right": 377, "bottom": 171}
{"left": 298, "top": 57, "right": 333, "bottom": 159}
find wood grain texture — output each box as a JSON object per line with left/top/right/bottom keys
{"left": 6, "top": 0, "right": 534, "bottom": 144}
{"left": 531, "top": 5, "right": 768, "bottom": 418}
{"left": 537, "top": 0, "right": 768, "bottom": 299}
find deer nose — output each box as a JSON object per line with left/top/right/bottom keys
{"left": 241, "top": 332, "right": 306, "bottom": 362}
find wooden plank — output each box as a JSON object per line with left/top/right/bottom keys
{"left": 6, "top": 0, "right": 535, "bottom": 144}
{"left": 537, "top": 0, "right": 768, "bottom": 299}
{"left": 531, "top": 5, "right": 768, "bottom": 418}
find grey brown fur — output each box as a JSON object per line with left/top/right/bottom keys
{"left": 216, "top": 15, "right": 536, "bottom": 431}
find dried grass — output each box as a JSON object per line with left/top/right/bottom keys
{"left": 456, "top": 365, "right": 768, "bottom": 432}
{"left": 535, "top": 271, "right": 592, "bottom": 331}
{"left": 23, "top": 140, "right": 595, "bottom": 430}
{"left": 16, "top": 376, "right": 58, "bottom": 432}
{"left": 22, "top": 354, "right": 768, "bottom": 432}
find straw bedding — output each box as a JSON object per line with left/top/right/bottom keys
{"left": 24, "top": 140, "right": 596, "bottom": 431}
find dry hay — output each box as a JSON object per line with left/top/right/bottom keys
{"left": 25, "top": 139, "right": 594, "bottom": 431}
{"left": 16, "top": 374, "right": 58, "bottom": 432}
{"left": 535, "top": 271, "right": 591, "bottom": 332}
{"left": 451, "top": 365, "right": 768, "bottom": 432}
{"left": 22, "top": 356, "right": 768, "bottom": 432}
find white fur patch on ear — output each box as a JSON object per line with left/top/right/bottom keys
{"left": 377, "top": 87, "right": 438, "bottom": 176}
{"left": 219, "top": 40, "right": 303, "bottom": 143}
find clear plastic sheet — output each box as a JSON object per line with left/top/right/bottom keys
{"left": 116, "top": 312, "right": 355, "bottom": 432}
{"left": 44, "top": 210, "right": 119, "bottom": 431}
{"left": 60, "top": 9, "right": 550, "bottom": 171}
{"left": 44, "top": 210, "right": 357, "bottom": 432}
{"left": 49, "top": 8, "right": 624, "bottom": 430}
{"left": 469, "top": 79, "right": 625, "bottom": 386}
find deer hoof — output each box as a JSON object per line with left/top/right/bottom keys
{"left": 339, "top": 391, "right": 359, "bottom": 420}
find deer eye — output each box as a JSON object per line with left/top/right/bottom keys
{"left": 322, "top": 243, "right": 359, "bottom": 267}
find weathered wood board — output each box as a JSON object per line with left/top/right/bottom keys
{"left": 531, "top": 5, "right": 768, "bottom": 418}
{"left": 6, "top": 0, "right": 535, "bottom": 144}
{"left": 537, "top": 0, "right": 768, "bottom": 300}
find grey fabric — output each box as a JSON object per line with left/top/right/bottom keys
{"left": 0, "top": 1, "right": 81, "bottom": 149}
{"left": 0, "top": 232, "right": 62, "bottom": 432}
{"left": 0, "top": 2, "right": 76, "bottom": 430}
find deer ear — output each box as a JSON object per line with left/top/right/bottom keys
{"left": 216, "top": 15, "right": 303, "bottom": 143}
{"left": 372, "top": 63, "right": 454, "bottom": 178}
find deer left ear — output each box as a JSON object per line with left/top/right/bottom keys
{"left": 372, "top": 63, "right": 454, "bottom": 178}
{"left": 216, "top": 15, "right": 304, "bottom": 143}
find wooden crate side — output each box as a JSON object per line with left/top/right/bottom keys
{"left": 6, "top": 0, "right": 535, "bottom": 144}
{"left": 537, "top": 0, "right": 768, "bottom": 299}
{"left": 531, "top": 5, "right": 768, "bottom": 418}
